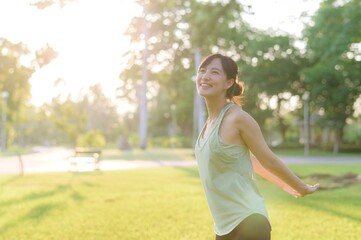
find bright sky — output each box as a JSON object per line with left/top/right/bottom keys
{"left": 0, "top": 0, "right": 321, "bottom": 111}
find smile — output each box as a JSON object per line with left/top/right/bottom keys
{"left": 200, "top": 83, "right": 212, "bottom": 88}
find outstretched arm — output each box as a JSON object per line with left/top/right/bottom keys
{"left": 238, "top": 112, "right": 319, "bottom": 197}
{"left": 251, "top": 154, "right": 305, "bottom": 197}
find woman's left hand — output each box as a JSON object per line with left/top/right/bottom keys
{"left": 296, "top": 183, "right": 320, "bottom": 198}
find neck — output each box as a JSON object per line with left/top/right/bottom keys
{"left": 205, "top": 98, "right": 230, "bottom": 121}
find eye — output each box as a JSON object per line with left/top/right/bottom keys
{"left": 211, "top": 70, "right": 220, "bottom": 74}
{"left": 198, "top": 68, "right": 206, "bottom": 73}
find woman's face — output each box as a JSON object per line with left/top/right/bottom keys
{"left": 196, "top": 58, "right": 233, "bottom": 99}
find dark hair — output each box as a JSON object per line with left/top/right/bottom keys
{"left": 199, "top": 53, "right": 244, "bottom": 105}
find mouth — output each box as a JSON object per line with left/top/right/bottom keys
{"left": 199, "top": 83, "right": 212, "bottom": 89}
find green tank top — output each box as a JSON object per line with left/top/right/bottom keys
{"left": 194, "top": 102, "right": 269, "bottom": 236}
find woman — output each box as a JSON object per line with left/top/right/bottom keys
{"left": 194, "top": 53, "right": 319, "bottom": 240}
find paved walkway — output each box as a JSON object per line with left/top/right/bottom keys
{"left": 0, "top": 147, "right": 360, "bottom": 175}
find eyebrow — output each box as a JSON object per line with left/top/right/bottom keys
{"left": 200, "top": 66, "right": 222, "bottom": 72}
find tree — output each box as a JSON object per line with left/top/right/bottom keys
{"left": 85, "top": 84, "right": 121, "bottom": 142}
{"left": 27, "top": 84, "right": 121, "bottom": 146}
{"left": 240, "top": 33, "right": 308, "bottom": 143}
{"left": 0, "top": 38, "right": 33, "bottom": 148}
{"left": 43, "top": 95, "right": 88, "bottom": 145}
{"left": 119, "top": 0, "right": 250, "bottom": 147}
{"left": 302, "top": 0, "right": 361, "bottom": 153}
{"left": 0, "top": 3, "right": 59, "bottom": 148}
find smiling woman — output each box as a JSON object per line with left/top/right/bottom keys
{"left": 0, "top": 0, "right": 142, "bottom": 107}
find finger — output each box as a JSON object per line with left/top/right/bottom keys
{"left": 312, "top": 183, "right": 320, "bottom": 191}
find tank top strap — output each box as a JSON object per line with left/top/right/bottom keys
{"left": 214, "top": 102, "right": 234, "bottom": 128}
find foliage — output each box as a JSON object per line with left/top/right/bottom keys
{"left": 1, "top": 0, "right": 360, "bottom": 152}
{"left": 84, "top": 84, "right": 122, "bottom": 142}
{"left": 240, "top": 33, "right": 307, "bottom": 141}
{"left": 76, "top": 130, "right": 106, "bottom": 148}
{"left": 343, "top": 121, "right": 361, "bottom": 144}
{"left": 148, "top": 136, "right": 193, "bottom": 148}
{"left": 42, "top": 96, "right": 88, "bottom": 145}
{"left": 119, "top": 0, "right": 250, "bottom": 143}
{"left": 119, "top": 0, "right": 326, "bottom": 148}
{"left": 25, "top": 84, "right": 121, "bottom": 146}
{"left": 102, "top": 147, "right": 195, "bottom": 161}
{"left": 0, "top": 36, "right": 58, "bottom": 147}
{"left": 302, "top": 0, "right": 361, "bottom": 151}
{"left": 0, "top": 38, "right": 33, "bottom": 146}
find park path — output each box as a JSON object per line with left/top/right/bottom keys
{"left": 0, "top": 147, "right": 360, "bottom": 175}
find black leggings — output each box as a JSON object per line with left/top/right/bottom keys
{"left": 215, "top": 214, "right": 271, "bottom": 240}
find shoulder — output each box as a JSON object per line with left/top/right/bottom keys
{"left": 226, "top": 105, "right": 260, "bottom": 131}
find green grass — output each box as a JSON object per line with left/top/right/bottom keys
{"left": 102, "top": 147, "right": 196, "bottom": 161}
{"left": 0, "top": 164, "right": 361, "bottom": 239}
{"left": 273, "top": 147, "right": 361, "bottom": 157}
{"left": 101, "top": 147, "right": 361, "bottom": 161}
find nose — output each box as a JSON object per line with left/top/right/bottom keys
{"left": 201, "top": 71, "right": 211, "bottom": 81}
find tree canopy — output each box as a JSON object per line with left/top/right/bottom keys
{"left": 302, "top": 0, "right": 361, "bottom": 151}
{"left": 0, "top": 0, "right": 360, "bottom": 151}
{"left": 118, "top": 0, "right": 360, "bottom": 150}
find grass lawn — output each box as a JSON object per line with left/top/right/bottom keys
{"left": 0, "top": 164, "right": 361, "bottom": 240}
{"left": 272, "top": 148, "right": 361, "bottom": 157}
{"left": 101, "top": 147, "right": 196, "bottom": 161}
{"left": 101, "top": 147, "right": 361, "bottom": 161}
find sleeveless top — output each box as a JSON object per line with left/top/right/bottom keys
{"left": 194, "top": 102, "right": 269, "bottom": 236}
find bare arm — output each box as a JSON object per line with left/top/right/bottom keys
{"left": 238, "top": 112, "right": 319, "bottom": 197}
{"left": 250, "top": 155, "right": 302, "bottom": 197}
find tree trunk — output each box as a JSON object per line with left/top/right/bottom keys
{"left": 333, "top": 127, "right": 343, "bottom": 154}
{"left": 276, "top": 98, "right": 287, "bottom": 144}
{"left": 17, "top": 153, "right": 24, "bottom": 176}
{"left": 278, "top": 116, "right": 287, "bottom": 144}
{"left": 139, "top": 4, "right": 148, "bottom": 150}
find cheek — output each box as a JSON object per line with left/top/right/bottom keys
{"left": 195, "top": 75, "right": 201, "bottom": 83}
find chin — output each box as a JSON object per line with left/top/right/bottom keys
{"left": 197, "top": 90, "right": 209, "bottom": 97}
{"left": 198, "top": 92, "right": 214, "bottom": 99}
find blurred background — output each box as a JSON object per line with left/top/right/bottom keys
{"left": 0, "top": 0, "right": 360, "bottom": 155}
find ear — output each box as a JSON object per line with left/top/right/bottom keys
{"left": 225, "top": 78, "right": 235, "bottom": 90}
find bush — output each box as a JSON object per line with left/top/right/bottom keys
{"left": 76, "top": 130, "right": 106, "bottom": 148}
{"left": 148, "top": 136, "right": 193, "bottom": 148}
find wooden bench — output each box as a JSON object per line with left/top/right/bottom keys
{"left": 69, "top": 148, "right": 102, "bottom": 171}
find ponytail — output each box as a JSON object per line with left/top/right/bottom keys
{"left": 226, "top": 81, "right": 245, "bottom": 106}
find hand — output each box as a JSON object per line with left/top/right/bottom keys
{"left": 297, "top": 183, "right": 320, "bottom": 198}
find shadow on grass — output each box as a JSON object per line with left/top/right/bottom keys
{"left": 296, "top": 184, "right": 361, "bottom": 223}
{"left": 0, "top": 184, "right": 70, "bottom": 209}
{"left": 70, "top": 191, "right": 85, "bottom": 202}
{"left": 0, "top": 172, "right": 95, "bottom": 210}
{"left": 23, "top": 203, "right": 61, "bottom": 220}
{"left": 300, "top": 172, "right": 361, "bottom": 191}
{"left": 0, "top": 202, "right": 64, "bottom": 234}
{"left": 0, "top": 173, "right": 90, "bottom": 235}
